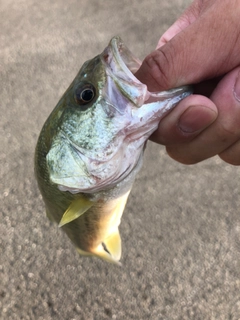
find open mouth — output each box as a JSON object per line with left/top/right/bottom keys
{"left": 108, "top": 36, "right": 142, "bottom": 78}
{"left": 102, "top": 36, "right": 192, "bottom": 106}
{"left": 101, "top": 36, "right": 150, "bottom": 108}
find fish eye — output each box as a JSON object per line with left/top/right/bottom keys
{"left": 75, "top": 84, "right": 96, "bottom": 105}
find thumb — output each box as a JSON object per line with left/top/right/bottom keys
{"left": 135, "top": 1, "right": 240, "bottom": 91}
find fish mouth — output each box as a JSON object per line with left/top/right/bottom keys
{"left": 102, "top": 37, "right": 191, "bottom": 107}
{"left": 101, "top": 36, "right": 150, "bottom": 107}
{"left": 106, "top": 36, "right": 142, "bottom": 79}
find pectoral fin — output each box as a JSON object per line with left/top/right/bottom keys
{"left": 59, "top": 197, "right": 93, "bottom": 227}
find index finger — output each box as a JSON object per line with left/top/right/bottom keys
{"left": 157, "top": 1, "right": 199, "bottom": 48}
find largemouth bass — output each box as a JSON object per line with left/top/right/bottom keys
{"left": 35, "top": 36, "right": 191, "bottom": 264}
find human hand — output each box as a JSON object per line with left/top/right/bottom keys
{"left": 135, "top": 0, "right": 240, "bottom": 165}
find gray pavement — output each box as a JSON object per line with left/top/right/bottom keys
{"left": 1, "top": 0, "right": 240, "bottom": 319}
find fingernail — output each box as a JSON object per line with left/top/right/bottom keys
{"left": 234, "top": 70, "right": 240, "bottom": 102}
{"left": 178, "top": 105, "right": 217, "bottom": 134}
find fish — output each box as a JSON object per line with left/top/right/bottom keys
{"left": 35, "top": 36, "right": 191, "bottom": 264}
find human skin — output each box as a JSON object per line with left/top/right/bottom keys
{"left": 135, "top": 0, "right": 240, "bottom": 165}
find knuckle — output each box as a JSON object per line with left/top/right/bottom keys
{"left": 219, "top": 146, "right": 240, "bottom": 165}
{"left": 166, "top": 145, "right": 201, "bottom": 165}
{"left": 143, "top": 48, "right": 175, "bottom": 90}
{"left": 216, "top": 120, "right": 240, "bottom": 144}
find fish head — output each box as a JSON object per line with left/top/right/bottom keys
{"left": 46, "top": 36, "right": 191, "bottom": 195}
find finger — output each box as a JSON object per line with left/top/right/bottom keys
{"left": 135, "top": 1, "right": 240, "bottom": 91}
{"left": 157, "top": 0, "right": 200, "bottom": 48}
{"left": 151, "top": 95, "right": 218, "bottom": 144}
{"left": 219, "top": 140, "right": 240, "bottom": 165}
{"left": 165, "top": 67, "right": 240, "bottom": 164}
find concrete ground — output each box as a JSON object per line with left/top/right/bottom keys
{"left": 1, "top": 0, "right": 240, "bottom": 319}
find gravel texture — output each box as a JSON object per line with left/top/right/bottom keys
{"left": 1, "top": 0, "right": 240, "bottom": 319}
